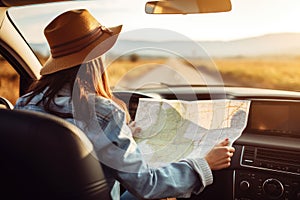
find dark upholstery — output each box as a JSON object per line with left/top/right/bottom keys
{"left": 0, "top": 109, "right": 111, "bottom": 200}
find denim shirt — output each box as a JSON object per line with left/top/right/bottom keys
{"left": 14, "top": 87, "right": 213, "bottom": 200}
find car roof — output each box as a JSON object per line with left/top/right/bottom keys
{"left": 0, "top": 0, "right": 77, "bottom": 7}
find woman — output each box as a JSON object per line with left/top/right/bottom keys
{"left": 14, "top": 9, "right": 235, "bottom": 200}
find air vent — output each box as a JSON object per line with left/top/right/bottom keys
{"left": 256, "top": 148, "right": 300, "bottom": 165}
{"left": 242, "top": 146, "right": 255, "bottom": 165}
{"left": 241, "top": 146, "right": 300, "bottom": 174}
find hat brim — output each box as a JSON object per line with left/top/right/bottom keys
{"left": 41, "top": 25, "right": 122, "bottom": 75}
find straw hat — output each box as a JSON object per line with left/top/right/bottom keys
{"left": 40, "top": 9, "right": 122, "bottom": 75}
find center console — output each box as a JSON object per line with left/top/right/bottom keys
{"left": 234, "top": 146, "right": 300, "bottom": 200}
{"left": 234, "top": 100, "right": 300, "bottom": 200}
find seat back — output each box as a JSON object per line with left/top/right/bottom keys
{"left": 0, "top": 109, "right": 111, "bottom": 200}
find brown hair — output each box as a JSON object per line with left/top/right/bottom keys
{"left": 25, "top": 58, "right": 130, "bottom": 123}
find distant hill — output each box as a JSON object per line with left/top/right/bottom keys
{"left": 30, "top": 33, "right": 300, "bottom": 58}
{"left": 202, "top": 33, "right": 300, "bottom": 57}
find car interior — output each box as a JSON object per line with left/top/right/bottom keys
{"left": 0, "top": 0, "right": 299, "bottom": 200}
{"left": 113, "top": 90, "right": 300, "bottom": 200}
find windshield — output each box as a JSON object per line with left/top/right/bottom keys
{"left": 8, "top": 0, "right": 300, "bottom": 91}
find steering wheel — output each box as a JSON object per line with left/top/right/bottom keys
{"left": 0, "top": 97, "right": 14, "bottom": 109}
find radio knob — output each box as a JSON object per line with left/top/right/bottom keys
{"left": 240, "top": 180, "right": 250, "bottom": 191}
{"left": 263, "top": 178, "right": 284, "bottom": 199}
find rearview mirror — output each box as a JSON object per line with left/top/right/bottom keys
{"left": 145, "top": 0, "right": 232, "bottom": 14}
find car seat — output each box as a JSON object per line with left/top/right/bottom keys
{"left": 0, "top": 109, "right": 111, "bottom": 200}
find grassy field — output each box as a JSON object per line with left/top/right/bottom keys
{"left": 210, "top": 56, "right": 300, "bottom": 91}
{"left": 0, "top": 59, "right": 20, "bottom": 104}
{"left": 1, "top": 56, "right": 300, "bottom": 105}
{"left": 107, "top": 56, "right": 300, "bottom": 91}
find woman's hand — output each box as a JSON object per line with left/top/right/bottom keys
{"left": 205, "top": 138, "right": 235, "bottom": 170}
{"left": 128, "top": 121, "right": 141, "bottom": 136}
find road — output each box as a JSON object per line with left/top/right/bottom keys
{"left": 117, "top": 59, "right": 226, "bottom": 89}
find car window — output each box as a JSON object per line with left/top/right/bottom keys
{"left": 0, "top": 54, "right": 20, "bottom": 104}
{"left": 7, "top": 0, "right": 300, "bottom": 92}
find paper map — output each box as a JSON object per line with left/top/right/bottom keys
{"left": 134, "top": 98, "right": 251, "bottom": 168}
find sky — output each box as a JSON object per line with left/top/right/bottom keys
{"left": 8, "top": 0, "right": 300, "bottom": 43}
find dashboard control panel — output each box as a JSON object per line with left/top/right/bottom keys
{"left": 234, "top": 170, "right": 300, "bottom": 200}
{"left": 234, "top": 145, "right": 300, "bottom": 200}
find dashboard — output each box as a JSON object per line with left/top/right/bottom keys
{"left": 235, "top": 100, "right": 300, "bottom": 200}
{"left": 113, "top": 87, "right": 300, "bottom": 200}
